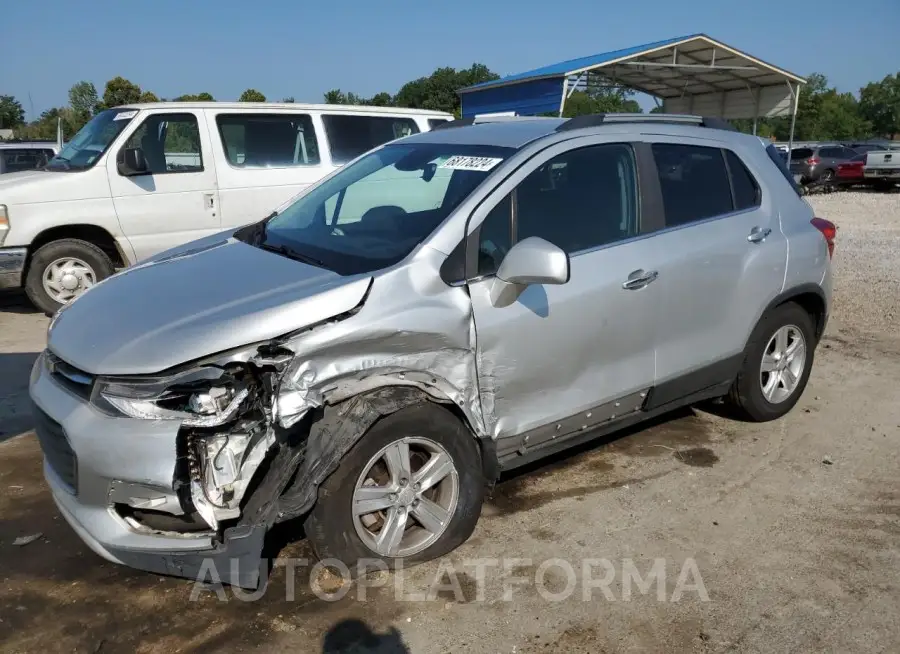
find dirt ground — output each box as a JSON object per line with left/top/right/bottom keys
{"left": 2, "top": 192, "right": 899, "bottom": 653}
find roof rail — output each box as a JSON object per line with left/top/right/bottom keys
{"left": 556, "top": 113, "right": 738, "bottom": 133}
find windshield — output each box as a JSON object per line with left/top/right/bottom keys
{"left": 236, "top": 142, "right": 514, "bottom": 275}
{"left": 45, "top": 108, "right": 137, "bottom": 171}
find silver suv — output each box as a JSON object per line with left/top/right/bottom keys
{"left": 30, "top": 114, "right": 835, "bottom": 588}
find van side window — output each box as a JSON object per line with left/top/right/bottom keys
{"left": 124, "top": 113, "right": 203, "bottom": 174}
{"left": 476, "top": 143, "right": 638, "bottom": 276}
{"left": 724, "top": 150, "right": 761, "bottom": 210}
{"left": 216, "top": 114, "right": 319, "bottom": 167}
{"left": 652, "top": 143, "right": 732, "bottom": 226}
{"left": 428, "top": 118, "right": 450, "bottom": 130}
{"left": 323, "top": 115, "right": 420, "bottom": 164}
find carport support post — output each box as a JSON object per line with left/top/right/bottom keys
{"left": 559, "top": 77, "right": 569, "bottom": 117}
{"left": 786, "top": 81, "right": 800, "bottom": 157}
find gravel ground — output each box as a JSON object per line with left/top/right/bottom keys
{"left": 809, "top": 190, "right": 900, "bottom": 333}
{"left": 1, "top": 190, "right": 899, "bottom": 654}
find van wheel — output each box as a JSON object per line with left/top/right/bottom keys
{"left": 726, "top": 302, "right": 816, "bottom": 422}
{"left": 25, "top": 239, "right": 115, "bottom": 315}
{"left": 305, "top": 403, "right": 484, "bottom": 572}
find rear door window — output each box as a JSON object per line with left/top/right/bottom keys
{"left": 652, "top": 143, "right": 733, "bottom": 227}
{"left": 818, "top": 147, "right": 843, "bottom": 159}
{"left": 216, "top": 114, "right": 319, "bottom": 167}
{"left": 322, "top": 115, "right": 419, "bottom": 164}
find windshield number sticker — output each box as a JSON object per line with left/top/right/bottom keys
{"left": 114, "top": 110, "right": 138, "bottom": 121}
{"left": 439, "top": 156, "right": 502, "bottom": 172}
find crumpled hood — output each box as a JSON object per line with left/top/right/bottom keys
{"left": 48, "top": 235, "right": 372, "bottom": 375}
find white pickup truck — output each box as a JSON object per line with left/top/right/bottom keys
{"left": 863, "top": 145, "right": 900, "bottom": 189}
{"left": 0, "top": 102, "right": 452, "bottom": 314}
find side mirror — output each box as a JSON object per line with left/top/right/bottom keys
{"left": 490, "top": 236, "right": 569, "bottom": 307}
{"left": 117, "top": 147, "right": 148, "bottom": 176}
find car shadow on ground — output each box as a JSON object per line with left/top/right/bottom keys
{"left": 0, "top": 290, "right": 40, "bottom": 315}
{"left": 0, "top": 351, "right": 40, "bottom": 443}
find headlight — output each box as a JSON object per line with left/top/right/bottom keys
{"left": 0, "top": 205, "right": 8, "bottom": 247}
{"left": 93, "top": 365, "right": 252, "bottom": 427}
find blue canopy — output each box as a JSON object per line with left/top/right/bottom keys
{"left": 459, "top": 34, "right": 805, "bottom": 120}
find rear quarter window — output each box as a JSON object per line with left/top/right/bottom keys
{"left": 766, "top": 144, "right": 802, "bottom": 197}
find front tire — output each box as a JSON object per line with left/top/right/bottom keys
{"left": 726, "top": 302, "right": 816, "bottom": 422}
{"left": 305, "top": 403, "right": 484, "bottom": 571}
{"left": 24, "top": 239, "right": 115, "bottom": 315}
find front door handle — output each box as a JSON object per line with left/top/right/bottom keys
{"left": 622, "top": 269, "right": 659, "bottom": 290}
{"left": 747, "top": 226, "right": 772, "bottom": 243}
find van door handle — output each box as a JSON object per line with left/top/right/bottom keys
{"left": 203, "top": 193, "right": 215, "bottom": 209}
{"left": 747, "top": 226, "right": 771, "bottom": 243}
{"left": 622, "top": 269, "right": 659, "bottom": 290}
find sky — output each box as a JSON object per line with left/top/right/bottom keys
{"left": 4, "top": 0, "right": 899, "bottom": 120}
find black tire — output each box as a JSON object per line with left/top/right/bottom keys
{"left": 24, "top": 239, "right": 115, "bottom": 315}
{"left": 305, "top": 403, "right": 484, "bottom": 572}
{"left": 726, "top": 302, "right": 817, "bottom": 422}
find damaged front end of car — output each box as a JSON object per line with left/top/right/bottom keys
{"left": 102, "top": 272, "right": 489, "bottom": 589}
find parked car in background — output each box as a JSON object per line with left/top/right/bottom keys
{"left": 864, "top": 147, "right": 900, "bottom": 190}
{"left": 0, "top": 102, "right": 453, "bottom": 314}
{"left": 30, "top": 113, "right": 834, "bottom": 588}
{"left": 843, "top": 141, "right": 896, "bottom": 155}
{"left": 835, "top": 154, "right": 866, "bottom": 186}
{"left": 836, "top": 153, "right": 867, "bottom": 186}
{"left": 789, "top": 144, "right": 859, "bottom": 184}
{"left": 0, "top": 141, "right": 60, "bottom": 174}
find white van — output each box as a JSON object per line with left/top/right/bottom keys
{"left": 0, "top": 102, "right": 453, "bottom": 313}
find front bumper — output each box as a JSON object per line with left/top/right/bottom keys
{"left": 29, "top": 352, "right": 267, "bottom": 588}
{"left": 0, "top": 246, "right": 27, "bottom": 289}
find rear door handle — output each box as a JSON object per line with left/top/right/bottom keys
{"left": 747, "top": 226, "right": 772, "bottom": 243}
{"left": 622, "top": 269, "right": 659, "bottom": 290}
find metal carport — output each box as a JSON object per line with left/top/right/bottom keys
{"left": 459, "top": 34, "right": 806, "bottom": 151}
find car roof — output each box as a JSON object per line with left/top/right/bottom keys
{"left": 401, "top": 118, "right": 567, "bottom": 148}
{"left": 401, "top": 114, "right": 764, "bottom": 150}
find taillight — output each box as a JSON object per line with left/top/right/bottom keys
{"left": 807, "top": 156, "right": 820, "bottom": 166}
{"left": 811, "top": 217, "right": 836, "bottom": 258}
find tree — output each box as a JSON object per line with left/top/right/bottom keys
{"left": 368, "top": 92, "right": 393, "bottom": 107}
{"left": 68, "top": 82, "right": 99, "bottom": 118}
{"left": 323, "top": 89, "right": 347, "bottom": 104}
{"left": 394, "top": 63, "right": 500, "bottom": 116}
{"left": 15, "top": 107, "right": 83, "bottom": 141}
{"left": 0, "top": 95, "right": 25, "bottom": 129}
{"left": 138, "top": 90, "right": 159, "bottom": 103}
{"left": 174, "top": 92, "right": 215, "bottom": 102}
{"left": 561, "top": 87, "right": 642, "bottom": 117}
{"left": 239, "top": 88, "right": 266, "bottom": 102}
{"left": 859, "top": 73, "right": 900, "bottom": 139}
{"left": 102, "top": 76, "right": 142, "bottom": 108}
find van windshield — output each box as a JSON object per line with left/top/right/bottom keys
{"left": 236, "top": 142, "right": 513, "bottom": 275}
{"left": 45, "top": 108, "right": 137, "bottom": 171}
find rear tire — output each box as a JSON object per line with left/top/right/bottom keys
{"left": 24, "top": 239, "right": 115, "bottom": 316}
{"left": 305, "top": 403, "right": 484, "bottom": 572}
{"left": 726, "top": 302, "right": 816, "bottom": 422}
